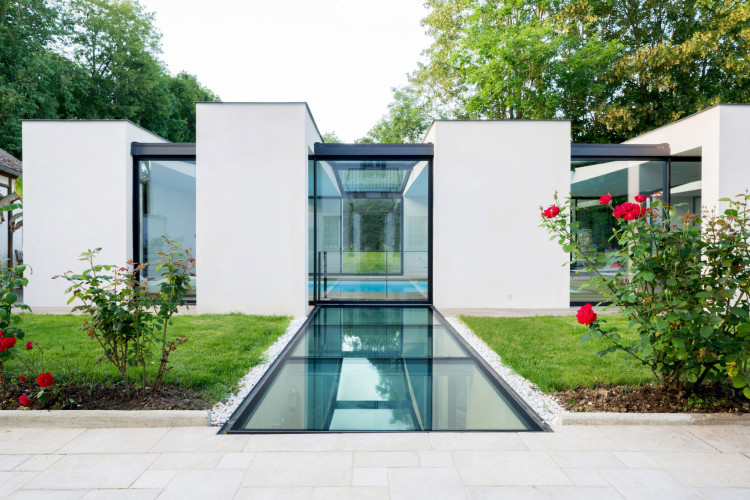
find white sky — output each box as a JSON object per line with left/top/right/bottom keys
{"left": 139, "top": 0, "right": 431, "bottom": 142}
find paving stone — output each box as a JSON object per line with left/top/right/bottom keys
{"left": 549, "top": 451, "right": 625, "bottom": 468}
{"left": 157, "top": 469, "right": 245, "bottom": 499}
{"left": 130, "top": 469, "right": 177, "bottom": 489}
{"left": 243, "top": 452, "right": 352, "bottom": 487}
{"left": 419, "top": 450, "right": 454, "bottom": 467}
{"left": 519, "top": 426, "right": 618, "bottom": 451}
{"left": 541, "top": 486, "right": 624, "bottom": 499}
{"left": 353, "top": 467, "right": 389, "bottom": 486}
{"left": 467, "top": 486, "right": 546, "bottom": 499}
{"left": 148, "top": 426, "right": 248, "bottom": 453}
{"left": 7, "top": 490, "right": 87, "bottom": 500}
{"left": 452, "top": 451, "right": 572, "bottom": 486}
{"left": 339, "top": 433, "right": 431, "bottom": 451}
{"left": 429, "top": 432, "right": 527, "bottom": 451}
{"left": 14, "top": 454, "right": 63, "bottom": 471}
{"left": 353, "top": 451, "right": 420, "bottom": 468}
{"left": 562, "top": 467, "right": 611, "bottom": 487}
{"left": 311, "top": 486, "right": 389, "bottom": 499}
{"left": 599, "top": 467, "right": 701, "bottom": 499}
{"left": 694, "top": 487, "right": 750, "bottom": 499}
{"left": 58, "top": 428, "right": 170, "bottom": 454}
{"left": 0, "top": 471, "right": 40, "bottom": 498}
{"left": 234, "top": 487, "right": 313, "bottom": 499}
{"left": 245, "top": 433, "right": 340, "bottom": 452}
{"left": 149, "top": 452, "right": 223, "bottom": 469}
{"left": 648, "top": 452, "right": 750, "bottom": 488}
{"left": 597, "top": 425, "right": 718, "bottom": 452}
{"left": 81, "top": 490, "right": 160, "bottom": 500}
{"left": 30, "top": 454, "right": 156, "bottom": 490}
{"left": 612, "top": 452, "right": 659, "bottom": 468}
{"left": 0, "top": 454, "right": 30, "bottom": 470}
{"left": 389, "top": 467, "right": 468, "bottom": 500}
{"left": 0, "top": 428, "right": 85, "bottom": 454}
{"left": 684, "top": 425, "right": 750, "bottom": 453}
{"left": 216, "top": 452, "right": 256, "bottom": 469}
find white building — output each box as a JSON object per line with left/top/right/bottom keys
{"left": 20, "top": 103, "right": 750, "bottom": 316}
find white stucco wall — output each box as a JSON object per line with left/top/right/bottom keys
{"left": 22, "top": 120, "right": 165, "bottom": 307}
{"left": 426, "top": 120, "right": 571, "bottom": 309}
{"left": 195, "top": 103, "right": 319, "bottom": 316}
{"left": 626, "top": 104, "right": 750, "bottom": 211}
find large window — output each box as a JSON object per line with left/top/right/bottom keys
{"left": 136, "top": 158, "right": 196, "bottom": 296}
{"left": 570, "top": 154, "right": 701, "bottom": 303}
{"left": 309, "top": 148, "right": 432, "bottom": 303}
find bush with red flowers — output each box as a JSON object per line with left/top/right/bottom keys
{"left": 0, "top": 264, "right": 30, "bottom": 388}
{"left": 36, "top": 373, "right": 54, "bottom": 388}
{"left": 542, "top": 205, "right": 560, "bottom": 219}
{"left": 541, "top": 191, "right": 750, "bottom": 399}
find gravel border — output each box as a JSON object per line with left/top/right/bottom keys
{"left": 210, "top": 316, "right": 307, "bottom": 426}
{"left": 445, "top": 315, "right": 565, "bottom": 425}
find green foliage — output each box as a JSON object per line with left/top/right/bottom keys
{"left": 541, "top": 192, "right": 750, "bottom": 397}
{"left": 0, "top": 176, "right": 22, "bottom": 231}
{"left": 389, "top": 0, "right": 750, "bottom": 143}
{"left": 459, "top": 314, "right": 652, "bottom": 392}
{"left": 361, "top": 86, "right": 435, "bottom": 143}
{"left": 54, "top": 239, "right": 195, "bottom": 396}
{"left": 6, "top": 314, "right": 290, "bottom": 403}
{"left": 0, "top": 0, "right": 219, "bottom": 157}
{"left": 321, "top": 131, "right": 342, "bottom": 143}
{"left": 0, "top": 263, "right": 29, "bottom": 386}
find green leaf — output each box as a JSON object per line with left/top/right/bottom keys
{"left": 666, "top": 278, "right": 678, "bottom": 287}
{"left": 700, "top": 326, "right": 714, "bottom": 338}
{"left": 580, "top": 332, "right": 590, "bottom": 343}
{"left": 642, "top": 271, "right": 655, "bottom": 282}
{"left": 744, "top": 387, "right": 750, "bottom": 400}
{"left": 724, "top": 209, "right": 739, "bottom": 217}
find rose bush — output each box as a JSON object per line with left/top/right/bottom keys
{"left": 541, "top": 192, "right": 750, "bottom": 398}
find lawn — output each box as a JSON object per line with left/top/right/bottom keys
{"left": 342, "top": 251, "right": 401, "bottom": 274}
{"left": 459, "top": 315, "right": 653, "bottom": 393}
{"left": 7, "top": 314, "right": 290, "bottom": 403}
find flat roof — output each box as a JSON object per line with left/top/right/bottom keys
{"left": 314, "top": 143, "right": 433, "bottom": 157}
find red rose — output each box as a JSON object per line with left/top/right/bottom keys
{"left": 1, "top": 337, "right": 16, "bottom": 350}
{"left": 18, "top": 394, "right": 30, "bottom": 406}
{"left": 599, "top": 194, "right": 612, "bottom": 205}
{"left": 542, "top": 205, "right": 560, "bottom": 218}
{"left": 634, "top": 194, "right": 647, "bottom": 203}
{"left": 613, "top": 202, "right": 647, "bottom": 221}
{"left": 576, "top": 303, "right": 597, "bottom": 325}
{"left": 19, "top": 375, "right": 26, "bottom": 383}
{"left": 25, "top": 341, "right": 32, "bottom": 350}
{"left": 36, "top": 373, "right": 54, "bottom": 388}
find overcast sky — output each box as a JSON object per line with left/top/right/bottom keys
{"left": 139, "top": 0, "right": 431, "bottom": 141}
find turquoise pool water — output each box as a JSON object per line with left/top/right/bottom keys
{"left": 308, "top": 280, "right": 428, "bottom": 295}
{"left": 228, "top": 306, "right": 544, "bottom": 432}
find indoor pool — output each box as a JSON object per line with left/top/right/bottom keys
{"left": 308, "top": 280, "right": 428, "bottom": 295}
{"left": 223, "top": 305, "right": 545, "bottom": 432}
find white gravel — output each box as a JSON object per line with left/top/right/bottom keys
{"left": 210, "top": 316, "right": 307, "bottom": 426}
{"left": 444, "top": 315, "right": 565, "bottom": 425}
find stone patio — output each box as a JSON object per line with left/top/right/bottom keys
{"left": 1, "top": 425, "right": 750, "bottom": 499}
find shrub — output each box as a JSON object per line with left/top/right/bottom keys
{"left": 0, "top": 264, "right": 29, "bottom": 387}
{"left": 55, "top": 238, "right": 194, "bottom": 396}
{"left": 541, "top": 193, "right": 750, "bottom": 398}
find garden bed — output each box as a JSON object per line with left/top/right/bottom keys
{"left": 556, "top": 384, "right": 750, "bottom": 414}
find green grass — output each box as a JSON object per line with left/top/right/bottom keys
{"left": 459, "top": 315, "right": 653, "bottom": 392}
{"left": 7, "top": 314, "right": 291, "bottom": 403}
{"left": 342, "top": 252, "right": 401, "bottom": 273}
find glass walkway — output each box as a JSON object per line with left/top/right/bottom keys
{"left": 223, "top": 305, "right": 546, "bottom": 433}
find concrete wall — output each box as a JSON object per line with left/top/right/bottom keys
{"left": 22, "top": 120, "right": 165, "bottom": 307}
{"left": 626, "top": 104, "right": 750, "bottom": 211}
{"left": 426, "top": 120, "right": 571, "bottom": 309}
{"left": 195, "top": 103, "right": 319, "bottom": 316}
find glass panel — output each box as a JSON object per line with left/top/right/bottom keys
{"left": 236, "top": 306, "right": 537, "bottom": 431}
{"left": 570, "top": 159, "right": 665, "bottom": 303}
{"left": 671, "top": 160, "right": 702, "bottom": 224}
{"left": 138, "top": 159, "right": 196, "bottom": 296}
{"left": 312, "top": 159, "right": 429, "bottom": 302}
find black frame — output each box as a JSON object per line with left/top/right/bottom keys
{"left": 569, "top": 148, "right": 701, "bottom": 306}
{"left": 220, "top": 304, "right": 548, "bottom": 434}
{"left": 310, "top": 149, "right": 434, "bottom": 306}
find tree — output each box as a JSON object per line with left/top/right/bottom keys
{"left": 321, "top": 131, "right": 342, "bottom": 143}
{"left": 360, "top": 86, "right": 434, "bottom": 143}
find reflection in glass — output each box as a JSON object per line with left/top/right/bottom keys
{"left": 310, "top": 158, "right": 430, "bottom": 302}
{"left": 137, "top": 159, "right": 196, "bottom": 295}
{"left": 237, "top": 306, "right": 533, "bottom": 431}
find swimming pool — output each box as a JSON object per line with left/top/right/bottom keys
{"left": 308, "top": 280, "right": 428, "bottom": 295}
{"left": 223, "top": 305, "right": 546, "bottom": 432}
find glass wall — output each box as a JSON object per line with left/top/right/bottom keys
{"left": 309, "top": 157, "right": 430, "bottom": 302}
{"left": 137, "top": 158, "right": 196, "bottom": 295}
{"left": 570, "top": 158, "right": 702, "bottom": 303}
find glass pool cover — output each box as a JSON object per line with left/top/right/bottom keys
{"left": 223, "top": 306, "right": 546, "bottom": 432}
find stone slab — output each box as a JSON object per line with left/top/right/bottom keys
{"left": 0, "top": 410, "right": 211, "bottom": 428}
{"left": 558, "top": 412, "right": 750, "bottom": 426}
